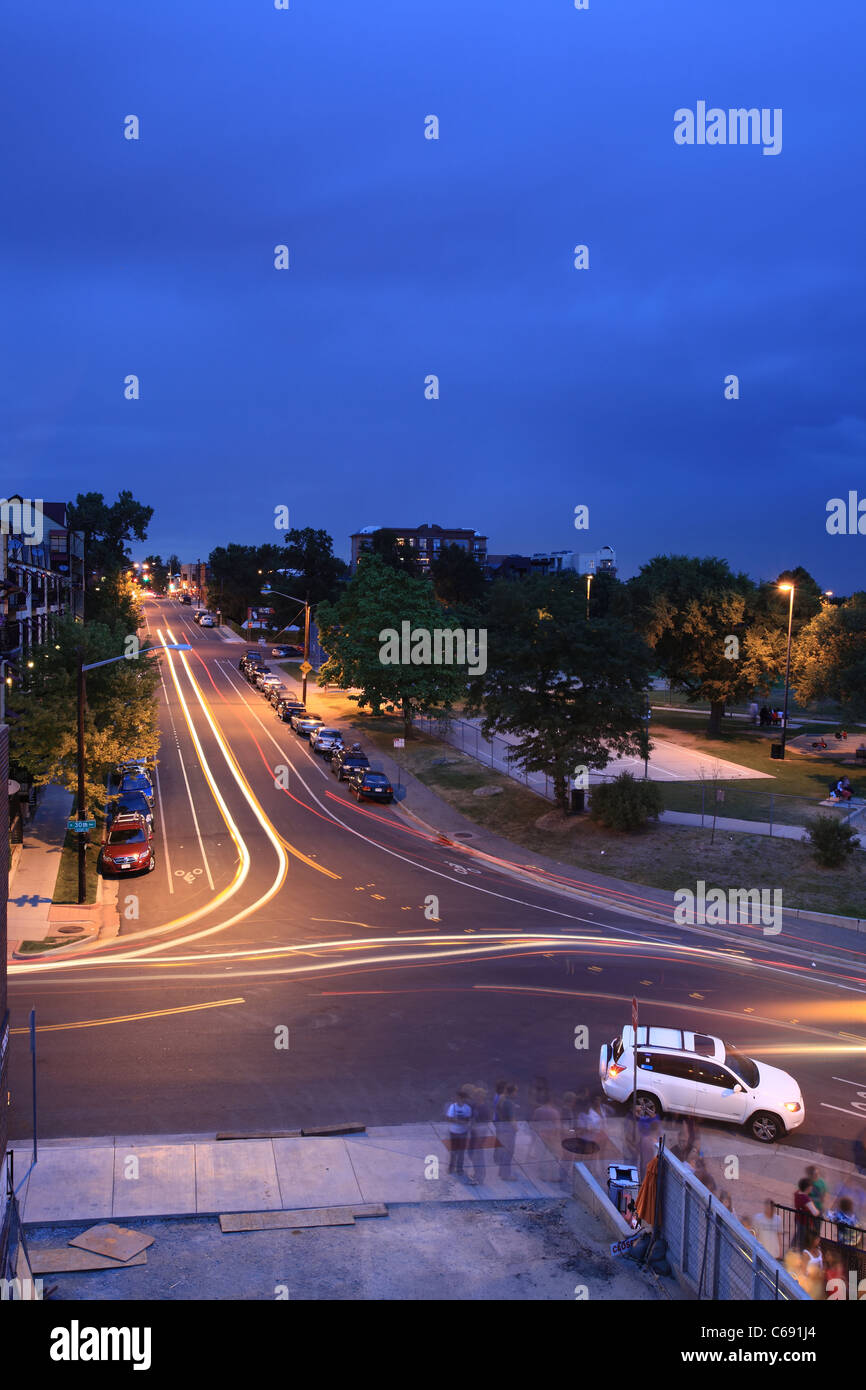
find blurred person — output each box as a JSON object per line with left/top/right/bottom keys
{"left": 560, "top": 1091, "right": 578, "bottom": 1138}
{"left": 671, "top": 1115, "right": 699, "bottom": 1163}
{"left": 827, "top": 1196, "right": 861, "bottom": 1248}
{"left": 531, "top": 1094, "right": 563, "bottom": 1182}
{"left": 793, "top": 1177, "right": 820, "bottom": 1248}
{"left": 749, "top": 1198, "right": 783, "bottom": 1260}
{"left": 806, "top": 1164, "right": 827, "bottom": 1215}
{"left": 719, "top": 1190, "right": 735, "bottom": 1216}
{"left": 494, "top": 1082, "right": 519, "bottom": 1181}
{"left": 466, "top": 1085, "right": 491, "bottom": 1186}
{"left": 693, "top": 1151, "right": 717, "bottom": 1195}
{"left": 444, "top": 1086, "right": 473, "bottom": 1178}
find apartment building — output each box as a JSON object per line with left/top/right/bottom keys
{"left": 0, "top": 498, "right": 85, "bottom": 659}
{"left": 350, "top": 523, "right": 487, "bottom": 574}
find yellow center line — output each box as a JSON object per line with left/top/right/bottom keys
{"left": 10, "top": 997, "right": 246, "bottom": 1034}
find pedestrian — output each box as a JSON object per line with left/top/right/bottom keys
{"left": 444, "top": 1086, "right": 473, "bottom": 1178}
{"left": 693, "top": 1151, "right": 717, "bottom": 1195}
{"left": 671, "top": 1115, "right": 698, "bottom": 1164}
{"left": 806, "top": 1165, "right": 827, "bottom": 1216}
{"left": 793, "top": 1177, "right": 820, "bottom": 1248}
{"left": 493, "top": 1082, "right": 519, "bottom": 1181}
{"left": 466, "top": 1084, "right": 491, "bottom": 1186}
{"left": 749, "top": 1199, "right": 783, "bottom": 1260}
{"left": 530, "top": 1095, "right": 563, "bottom": 1183}
{"left": 826, "top": 1196, "right": 860, "bottom": 1248}
{"left": 748, "top": 701, "right": 759, "bottom": 726}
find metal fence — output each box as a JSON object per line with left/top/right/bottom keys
{"left": 775, "top": 1202, "right": 866, "bottom": 1284}
{"left": 658, "top": 1148, "right": 808, "bottom": 1300}
{"left": 412, "top": 712, "right": 851, "bottom": 832}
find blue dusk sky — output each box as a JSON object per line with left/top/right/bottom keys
{"left": 2, "top": 1, "right": 864, "bottom": 588}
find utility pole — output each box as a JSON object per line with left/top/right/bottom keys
{"left": 77, "top": 653, "right": 87, "bottom": 903}
{"left": 302, "top": 597, "right": 311, "bottom": 706}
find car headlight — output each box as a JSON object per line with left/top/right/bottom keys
{"left": 784, "top": 1101, "right": 801, "bottom": 1112}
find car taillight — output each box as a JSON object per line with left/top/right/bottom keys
{"left": 784, "top": 1101, "right": 801, "bottom": 1112}
{"left": 608, "top": 1062, "right": 625, "bottom": 1079}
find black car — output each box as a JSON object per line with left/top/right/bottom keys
{"left": 277, "top": 701, "right": 306, "bottom": 723}
{"left": 331, "top": 748, "right": 370, "bottom": 780}
{"left": 266, "top": 684, "right": 290, "bottom": 707}
{"left": 350, "top": 770, "right": 394, "bottom": 803}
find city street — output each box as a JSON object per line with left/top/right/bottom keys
{"left": 7, "top": 598, "right": 866, "bottom": 1164}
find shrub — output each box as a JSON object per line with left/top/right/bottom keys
{"left": 589, "top": 772, "right": 664, "bottom": 831}
{"left": 807, "top": 813, "right": 861, "bottom": 868}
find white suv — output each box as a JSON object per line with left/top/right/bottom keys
{"left": 599, "top": 1025, "right": 805, "bottom": 1144}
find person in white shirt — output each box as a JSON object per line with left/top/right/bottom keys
{"left": 445, "top": 1087, "right": 473, "bottom": 1177}
{"left": 749, "top": 1198, "right": 783, "bottom": 1260}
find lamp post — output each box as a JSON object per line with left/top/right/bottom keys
{"left": 585, "top": 572, "right": 593, "bottom": 620}
{"left": 75, "top": 639, "right": 191, "bottom": 903}
{"left": 261, "top": 585, "right": 311, "bottom": 703}
{"left": 777, "top": 582, "right": 795, "bottom": 760}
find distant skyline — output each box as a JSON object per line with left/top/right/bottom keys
{"left": 4, "top": 1, "right": 865, "bottom": 589}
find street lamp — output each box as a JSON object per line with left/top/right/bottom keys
{"left": 777, "top": 582, "right": 795, "bottom": 760}
{"left": 585, "top": 572, "right": 593, "bottom": 620}
{"left": 261, "top": 585, "right": 311, "bottom": 703}
{"left": 74, "top": 639, "right": 191, "bottom": 903}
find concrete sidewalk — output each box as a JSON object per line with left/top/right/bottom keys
{"left": 6, "top": 784, "right": 72, "bottom": 952}
{"left": 12, "top": 1117, "right": 865, "bottom": 1237}
{"left": 12, "top": 1123, "right": 576, "bottom": 1225}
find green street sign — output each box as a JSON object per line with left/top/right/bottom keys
{"left": 67, "top": 819, "right": 96, "bottom": 832}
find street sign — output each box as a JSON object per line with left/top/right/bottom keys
{"left": 393, "top": 738, "right": 405, "bottom": 749}
{"left": 67, "top": 819, "right": 96, "bottom": 832}
{"left": 299, "top": 661, "right": 313, "bottom": 675}
{"left": 631, "top": 996, "right": 638, "bottom": 1034}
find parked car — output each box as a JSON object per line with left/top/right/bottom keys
{"left": 277, "top": 701, "right": 306, "bottom": 723}
{"left": 271, "top": 644, "right": 303, "bottom": 658}
{"left": 266, "top": 684, "right": 290, "bottom": 707}
{"left": 310, "top": 727, "right": 343, "bottom": 756}
{"left": 289, "top": 708, "right": 317, "bottom": 730}
{"left": 108, "top": 791, "right": 154, "bottom": 835}
{"left": 118, "top": 770, "right": 155, "bottom": 806}
{"left": 199, "top": 613, "right": 215, "bottom": 628}
{"left": 293, "top": 715, "right": 324, "bottom": 739}
{"left": 599, "top": 1024, "right": 805, "bottom": 1144}
{"left": 99, "top": 813, "right": 155, "bottom": 875}
{"left": 258, "top": 675, "right": 283, "bottom": 694}
{"left": 349, "top": 770, "right": 394, "bottom": 804}
{"left": 331, "top": 748, "right": 370, "bottom": 781}
{"left": 181, "top": 594, "right": 191, "bottom": 605}
{"left": 253, "top": 668, "right": 276, "bottom": 689}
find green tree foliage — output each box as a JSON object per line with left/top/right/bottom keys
{"left": 430, "top": 542, "right": 486, "bottom": 615}
{"left": 67, "top": 490, "right": 154, "bottom": 588}
{"left": 366, "top": 528, "right": 421, "bottom": 576}
{"left": 589, "top": 771, "right": 664, "bottom": 831}
{"left": 792, "top": 592, "right": 866, "bottom": 719}
{"left": 143, "top": 554, "right": 169, "bottom": 592}
{"left": 280, "top": 527, "right": 349, "bottom": 607}
{"left": 10, "top": 613, "right": 160, "bottom": 819}
{"left": 806, "top": 813, "right": 861, "bottom": 868}
{"left": 467, "top": 573, "right": 656, "bottom": 811}
{"left": 207, "top": 542, "right": 286, "bottom": 625}
{"left": 316, "top": 554, "right": 466, "bottom": 736}
{"left": 629, "top": 555, "right": 778, "bottom": 736}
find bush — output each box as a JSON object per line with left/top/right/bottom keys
{"left": 589, "top": 772, "right": 664, "bottom": 831}
{"left": 807, "top": 813, "right": 861, "bottom": 868}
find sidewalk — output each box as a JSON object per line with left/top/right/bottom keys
{"left": 6, "top": 785, "right": 72, "bottom": 952}
{"left": 11, "top": 1117, "right": 863, "bottom": 1232}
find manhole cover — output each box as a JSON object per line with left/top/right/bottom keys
{"left": 56, "top": 925, "right": 86, "bottom": 936}
{"left": 453, "top": 832, "right": 474, "bottom": 839}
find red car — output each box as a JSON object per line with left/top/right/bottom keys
{"left": 99, "top": 813, "right": 155, "bottom": 875}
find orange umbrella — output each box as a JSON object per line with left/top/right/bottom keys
{"left": 636, "top": 1154, "right": 659, "bottom": 1225}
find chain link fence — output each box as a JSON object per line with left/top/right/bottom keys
{"left": 659, "top": 1148, "right": 807, "bottom": 1300}
{"left": 412, "top": 713, "right": 850, "bottom": 832}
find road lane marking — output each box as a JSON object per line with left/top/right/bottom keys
{"left": 10, "top": 997, "right": 245, "bottom": 1033}
{"left": 832, "top": 1076, "right": 866, "bottom": 1085}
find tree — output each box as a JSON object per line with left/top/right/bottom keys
{"left": 629, "top": 555, "right": 773, "bottom": 737}
{"left": 207, "top": 543, "right": 286, "bottom": 625}
{"left": 793, "top": 592, "right": 866, "bottom": 718}
{"left": 466, "top": 573, "right": 656, "bottom": 811}
{"left": 67, "top": 490, "right": 154, "bottom": 586}
{"left": 316, "top": 554, "right": 466, "bottom": 737}
{"left": 10, "top": 613, "right": 160, "bottom": 818}
{"left": 589, "top": 772, "right": 664, "bottom": 831}
{"left": 143, "top": 554, "right": 169, "bottom": 593}
{"left": 430, "top": 542, "right": 486, "bottom": 613}
{"left": 366, "top": 528, "right": 421, "bottom": 576}
{"left": 280, "top": 527, "right": 349, "bottom": 607}
{"left": 807, "top": 813, "right": 860, "bottom": 868}
{"left": 167, "top": 554, "right": 182, "bottom": 581}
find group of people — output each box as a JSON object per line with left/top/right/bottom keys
{"left": 444, "top": 1080, "right": 613, "bottom": 1185}
{"left": 828, "top": 775, "right": 854, "bottom": 801}
{"left": 755, "top": 705, "right": 784, "bottom": 727}
{"left": 745, "top": 1165, "right": 864, "bottom": 1299}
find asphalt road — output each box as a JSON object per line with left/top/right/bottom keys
{"left": 7, "top": 598, "right": 866, "bottom": 1165}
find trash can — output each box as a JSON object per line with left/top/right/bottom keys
{"left": 570, "top": 788, "right": 586, "bottom": 815}
{"left": 770, "top": 743, "right": 784, "bottom": 760}
{"left": 607, "top": 1164, "right": 639, "bottom": 1215}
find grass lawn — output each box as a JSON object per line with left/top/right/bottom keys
{"left": 360, "top": 721, "right": 866, "bottom": 919}
{"left": 53, "top": 828, "right": 100, "bottom": 905}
